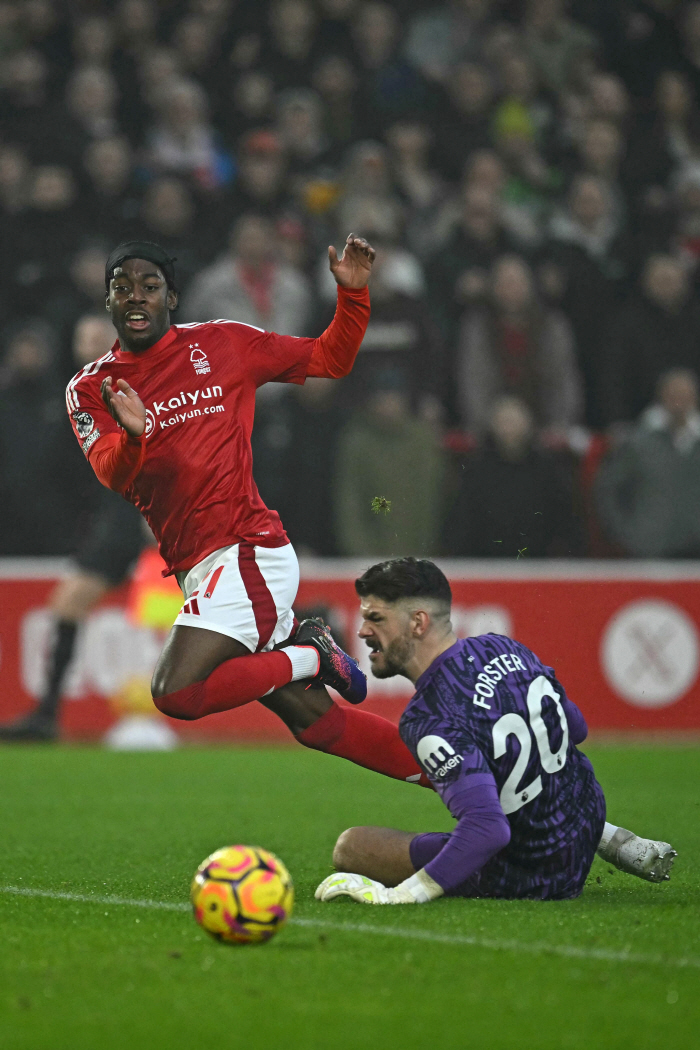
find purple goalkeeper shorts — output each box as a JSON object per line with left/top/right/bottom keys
{"left": 410, "top": 783, "right": 606, "bottom": 901}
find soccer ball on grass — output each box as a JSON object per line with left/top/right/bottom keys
{"left": 191, "top": 845, "right": 294, "bottom": 945}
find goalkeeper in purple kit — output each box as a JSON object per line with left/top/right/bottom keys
{"left": 316, "top": 559, "right": 676, "bottom": 906}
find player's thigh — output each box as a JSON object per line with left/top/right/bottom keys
{"left": 332, "top": 826, "right": 417, "bottom": 886}
{"left": 151, "top": 625, "right": 251, "bottom": 697}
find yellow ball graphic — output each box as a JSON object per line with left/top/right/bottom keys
{"left": 191, "top": 845, "right": 294, "bottom": 945}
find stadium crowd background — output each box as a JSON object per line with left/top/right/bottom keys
{"left": 2, "top": 0, "right": 700, "bottom": 561}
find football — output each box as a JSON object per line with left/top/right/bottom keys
{"left": 191, "top": 845, "right": 294, "bottom": 945}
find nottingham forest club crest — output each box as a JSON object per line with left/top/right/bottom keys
{"left": 190, "top": 343, "right": 210, "bottom": 375}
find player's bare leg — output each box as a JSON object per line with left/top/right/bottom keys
{"left": 597, "top": 822, "right": 677, "bottom": 882}
{"left": 331, "top": 826, "right": 417, "bottom": 886}
{"left": 151, "top": 625, "right": 252, "bottom": 697}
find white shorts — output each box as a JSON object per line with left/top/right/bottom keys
{"left": 174, "top": 542, "right": 299, "bottom": 653}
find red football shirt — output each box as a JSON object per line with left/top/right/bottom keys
{"left": 67, "top": 320, "right": 315, "bottom": 574}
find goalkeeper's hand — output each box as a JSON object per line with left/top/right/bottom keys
{"left": 315, "top": 870, "right": 444, "bottom": 905}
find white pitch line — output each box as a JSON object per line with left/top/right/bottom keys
{"left": 1, "top": 885, "right": 697, "bottom": 970}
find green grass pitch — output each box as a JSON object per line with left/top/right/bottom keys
{"left": 0, "top": 743, "right": 698, "bottom": 1050}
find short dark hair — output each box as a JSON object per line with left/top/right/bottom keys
{"left": 355, "top": 558, "right": 452, "bottom": 607}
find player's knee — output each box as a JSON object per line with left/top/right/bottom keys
{"left": 151, "top": 666, "right": 187, "bottom": 702}
{"left": 333, "top": 827, "right": 364, "bottom": 870}
{"left": 151, "top": 681, "right": 203, "bottom": 720}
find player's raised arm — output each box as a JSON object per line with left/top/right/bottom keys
{"left": 305, "top": 233, "right": 375, "bottom": 380}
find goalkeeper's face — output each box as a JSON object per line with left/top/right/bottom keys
{"left": 358, "top": 596, "right": 415, "bottom": 680}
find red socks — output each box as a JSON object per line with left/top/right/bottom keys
{"left": 153, "top": 650, "right": 294, "bottom": 720}
{"left": 154, "top": 658, "right": 432, "bottom": 793}
{"left": 298, "top": 702, "right": 432, "bottom": 788}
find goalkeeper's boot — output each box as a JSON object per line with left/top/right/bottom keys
{"left": 599, "top": 827, "right": 677, "bottom": 882}
{"left": 293, "top": 618, "right": 367, "bottom": 704}
{"left": 0, "top": 709, "right": 58, "bottom": 742}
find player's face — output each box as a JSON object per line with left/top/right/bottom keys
{"left": 358, "top": 596, "right": 414, "bottom": 679}
{"left": 107, "top": 258, "right": 178, "bottom": 352}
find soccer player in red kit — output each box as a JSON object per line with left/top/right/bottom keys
{"left": 66, "top": 235, "right": 431, "bottom": 788}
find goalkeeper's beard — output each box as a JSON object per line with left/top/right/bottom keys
{"left": 369, "top": 635, "right": 414, "bottom": 679}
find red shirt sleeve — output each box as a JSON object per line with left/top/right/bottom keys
{"left": 230, "top": 285, "right": 370, "bottom": 387}
{"left": 306, "top": 286, "right": 370, "bottom": 378}
{"left": 87, "top": 430, "right": 147, "bottom": 492}
{"left": 66, "top": 372, "right": 145, "bottom": 493}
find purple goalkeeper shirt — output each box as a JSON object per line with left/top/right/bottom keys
{"left": 399, "top": 635, "right": 600, "bottom": 893}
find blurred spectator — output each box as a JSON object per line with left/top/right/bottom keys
{"left": 464, "top": 148, "right": 540, "bottom": 246}
{"left": 444, "top": 395, "right": 583, "bottom": 556}
{"left": 0, "top": 143, "right": 30, "bottom": 216}
{"left": 316, "top": 0, "right": 359, "bottom": 57}
{"left": 385, "top": 121, "right": 446, "bottom": 255}
{"left": 524, "top": 0, "right": 597, "bottom": 95}
{"left": 596, "top": 369, "right": 700, "bottom": 558}
{"left": 217, "top": 129, "right": 289, "bottom": 237}
{"left": 313, "top": 54, "right": 360, "bottom": 150}
{"left": 276, "top": 88, "right": 330, "bottom": 176}
{"left": 493, "top": 51, "right": 557, "bottom": 159}
{"left": 82, "top": 136, "right": 139, "bottom": 242}
{"left": 574, "top": 118, "right": 625, "bottom": 221}
{"left": 0, "top": 322, "right": 78, "bottom": 554}
{"left": 457, "top": 254, "right": 581, "bottom": 435}
{"left": 183, "top": 213, "right": 312, "bottom": 336}
{"left": 6, "top": 165, "right": 81, "bottom": 318}
{"left": 263, "top": 0, "right": 318, "bottom": 90}
{"left": 321, "top": 236, "right": 442, "bottom": 415}
{"left": 252, "top": 377, "right": 349, "bottom": 555}
{"left": 587, "top": 72, "right": 629, "bottom": 128}
{"left": 73, "top": 314, "right": 116, "bottom": 366}
{"left": 404, "top": 0, "right": 493, "bottom": 84}
{"left": 623, "top": 71, "right": 699, "bottom": 228}
{"left": 546, "top": 174, "right": 631, "bottom": 425}
{"left": 171, "top": 14, "right": 222, "bottom": 86}
{"left": 72, "top": 15, "right": 114, "bottom": 67}
{"left": 426, "top": 184, "right": 515, "bottom": 350}
{"left": 353, "top": 2, "right": 429, "bottom": 137}
{"left": 335, "top": 140, "right": 405, "bottom": 250}
{"left": 133, "top": 177, "right": 205, "bottom": 292}
{"left": 0, "top": 48, "right": 54, "bottom": 160}
{"left": 433, "top": 61, "right": 494, "bottom": 180}
{"left": 221, "top": 70, "right": 276, "bottom": 143}
{"left": 145, "top": 78, "right": 233, "bottom": 190}
{"left": 63, "top": 65, "right": 122, "bottom": 157}
{"left": 601, "top": 255, "right": 700, "bottom": 424}
{"left": 43, "top": 246, "right": 113, "bottom": 374}
{"left": 334, "top": 370, "right": 445, "bottom": 556}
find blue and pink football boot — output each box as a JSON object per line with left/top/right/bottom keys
{"left": 293, "top": 618, "right": 367, "bottom": 704}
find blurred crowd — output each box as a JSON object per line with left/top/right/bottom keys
{"left": 2, "top": 0, "right": 700, "bottom": 560}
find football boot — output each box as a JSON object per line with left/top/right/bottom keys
{"left": 293, "top": 618, "right": 367, "bottom": 704}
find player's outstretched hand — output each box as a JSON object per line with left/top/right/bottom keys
{"left": 316, "top": 872, "right": 394, "bottom": 904}
{"left": 328, "top": 233, "right": 376, "bottom": 289}
{"left": 101, "top": 376, "right": 147, "bottom": 438}
{"left": 316, "top": 869, "right": 444, "bottom": 905}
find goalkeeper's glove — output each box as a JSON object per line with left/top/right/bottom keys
{"left": 315, "top": 869, "right": 444, "bottom": 905}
